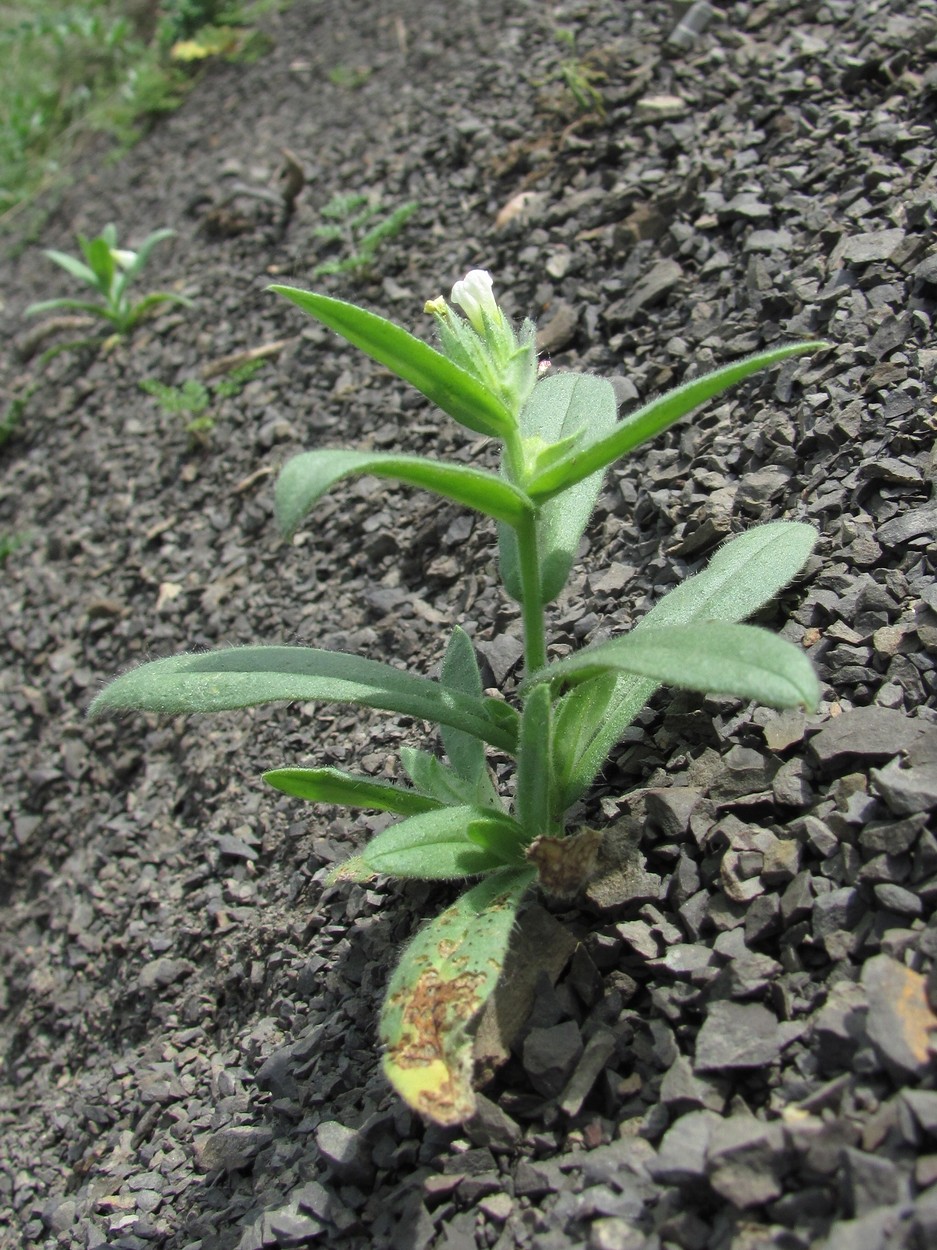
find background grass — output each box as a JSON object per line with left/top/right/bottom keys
{"left": 0, "top": 0, "right": 280, "bottom": 220}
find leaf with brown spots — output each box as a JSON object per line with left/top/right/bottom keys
{"left": 379, "top": 866, "right": 534, "bottom": 1125}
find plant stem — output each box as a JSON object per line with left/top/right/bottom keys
{"left": 514, "top": 511, "right": 547, "bottom": 676}
{"left": 502, "top": 429, "right": 548, "bottom": 677}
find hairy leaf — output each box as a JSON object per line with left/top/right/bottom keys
{"left": 79, "top": 233, "right": 115, "bottom": 287}
{"left": 276, "top": 449, "right": 531, "bottom": 534}
{"left": 127, "top": 227, "right": 176, "bottom": 278}
{"left": 500, "top": 372, "right": 617, "bottom": 603}
{"left": 270, "top": 285, "right": 516, "bottom": 439}
{"left": 40, "top": 248, "right": 97, "bottom": 288}
{"left": 329, "top": 805, "right": 522, "bottom": 881}
{"left": 533, "top": 621, "right": 819, "bottom": 709}
{"left": 527, "top": 344, "right": 827, "bottom": 500}
{"left": 25, "top": 297, "right": 115, "bottom": 320}
{"left": 88, "top": 646, "right": 519, "bottom": 753}
{"left": 401, "top": 746, "right": 491, "bottom": 807}
{"left": 263, "top": 766, "right": 440, "bottom": 816}
{"left": 440, "top": 627, "right": 489, "bottom": 788}
{"left": 553, "top": 521, "right": 818, "bottom": 806}
{"left": 380, "top": 867, "right": 534, "bottom": 1124}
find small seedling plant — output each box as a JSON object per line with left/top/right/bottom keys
{"left": 140, "top": 360, "right": 266, "bottom": 444}
{"left": 92, "top": 271, "right": 824, "bottom": 1125}
{"left": 312, "top": 192, "right": 418, "bottom": 278}
{"left": 26, "top": 223, "right": 192, "bottom": 335}
{"left": 551, "top": 27, "right": 606, "bottom": 115}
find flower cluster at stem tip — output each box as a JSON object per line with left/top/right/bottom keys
{"left": 425, "top": 268, "right": 538, "bottom": 418}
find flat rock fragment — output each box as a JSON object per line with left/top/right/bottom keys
{"left": 833, "top": 228, "right": 906, "bottom": 264}
{"left": 902, "top": 1089, "right": 937, "bottom": 1137}
{"left": 877, "top": 505, "right": 937, "bottom": 545}
{"left": 694, "top": 1001, "right": 800, "bottom": 1071}
{"left": 813, "top": 980, "right": 869, "bottom": 1074}
{"left": 659, "top": 1055, "right": 726, "bottom": 1114}
{"left": 315, "top": 1120, "right": 373, "bottom": 1186}
{"left": 840, "top": 1146, "right": 911, "bottom": 1217}
{"left": 608, "top": 259, "right": 683, "bottom": 323}
{"left": 194, "top": 1125, "right": 273, "bottom": 1173}
{"left": 559, "top": 1025, "right": 618, "bottom": 1116}
{"left": 705, "top": 1114, "right": 787, "bottom": 1208}
{"left": 808, "top": 707, "right": 925, "bottom": 769}
{"left": 871, "top": 758, "right": 937, "bottom": 814}
{"left": 649, "top": 1110, "right": 722, "bottom": 1185}
{"left": 862, "top": 955, "right": 937, "bottom": 1079}
{"left": 523, "top": 1021, "right": 583, "bottom": 1098}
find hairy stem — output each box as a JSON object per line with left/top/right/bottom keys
{"left": 513, "top": 510, "right": 546, "bottom": 675}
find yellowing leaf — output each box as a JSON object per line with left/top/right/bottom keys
{"left": 380, "top": 867, "right": 533, "bottom": 1124}
{"left": 170, "top": 39, "right": 215, "bottom": 61}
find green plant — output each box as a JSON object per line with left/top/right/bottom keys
{"left": 157, "top": 0, "right": 279, "bottom": 45}
{"left": 26, "top": 223, "right": 192, "bottom": 335}
{"left": 91, "top": 270, "right": 825, "bottom": 1125}
{"left": 559, "top": 55, "right": 606, "bottom": 114}
{"left": 140, "top": 359, "right": 265, "bottom": 442}
{"left": 542, "top": 26, "right": 606, "bottom": 115}
{"left": 0, "top": 531, "right": 27, "bottom": 562}
{"left": 0, "top": 385, "right": 35, "bottom": 446}
{"left": 327, "top": 64, "right": 372, "bottom": 89}
{"left": 312, "top": 193, "right": 418, "bottom": 278}
{"left": 139, "top": 376, "right": 211, "bottom": 441}
{"left": 0, "top": 4, "right": 136, "bottom": 212}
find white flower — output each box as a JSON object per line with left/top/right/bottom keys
{"left": 110, "top": 248, "right": 138, "bottom": 270}
{"left": 450, "top": 269, "right": 501, "bottom": 335}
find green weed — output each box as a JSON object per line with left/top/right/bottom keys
{"left": 140, "top": 358, "right": 266, "bottom": 444}
{"left": 312, "top": 193, "right": 418, "bottom": 279}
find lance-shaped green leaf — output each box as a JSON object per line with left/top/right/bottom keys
{"left": 380, "top": 866, "right": 534, "bottom": 1124}
{"left": 440, "top": 627, "right": 489, "bottom": 788}
{"left": 550, "top": 672, "right": 620, "bottom": 818}
{"left": 276, "top": 449, "right": 532, "bottom": 535}
{"left": 500, "top": 372, "right": 617, "bottom": 604}
{"left": 526, "top": 343, "right": 827, "bottom": 501}
{"left": 79, "top": 233, "right": 116, "bottom": 289}
{"left": 88, "top": 645, "right": 519, "bottom": 754}
{"left": 264, "top": 765, "right": 441, "bottom": 816}
{"left": 125, "top": 291, "right": 194, "bottom": 325}
{"left": 529, "top": 622, "right": 820, "bottom": 710}
{"left": 401, "top": 747, "right": 484, "bottom": 807}
{"left": 464, "top": 815, "right": 529, "bottom": 865}
{"left": 329, "top": 805, "right": 523, "bottom": 882}
{"left": 552, "top": 521, "right": 818, "bottom": 808}
{"left": 125, "top": 227, "right": 176, "bottom": 278}
{"left": 514, "top": 683, "right": 553, "bottom": 836}
{"left": 401, "top": 746, "right": 502, "bottom": 810}
{"left": 24, "top": 297, "right": 120, "bottom": 320}
{"left": 270, "top": 285, "right": 516, "bottom": 439}
{"left": 38, "top": 248, "right": 98, "bottom": 288}
{"left": 640, "top": 521, "right": 819, "bottom": 630}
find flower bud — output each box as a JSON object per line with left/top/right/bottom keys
{"left": 450, "top": 269, "right": 503, "bottom": 335}
{"left": 110, "top": 248, "right": 138, "bottom": 270}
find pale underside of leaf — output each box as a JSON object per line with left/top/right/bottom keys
{"left": 535, "top": 621, "right": 820, "bottom": 711}
{"left": 553, "top": 521, "right": 819, "bottom": 807}
{"left": 87, "top": 645, "right": 518, "bottom": 754}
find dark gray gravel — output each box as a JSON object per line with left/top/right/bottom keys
{"left": 2, "top": 0, "right": 937, "bottom": 1247}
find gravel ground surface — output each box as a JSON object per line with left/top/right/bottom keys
{"left": 2, "top": 1, "right": 937, "bottom": 1247}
